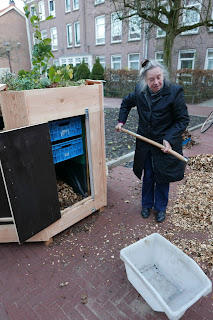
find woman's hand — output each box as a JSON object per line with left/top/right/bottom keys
{"left": 115, "top": 123, "right": 124, "bottom": 132}
{"left": 161, "top": 139, "right": 172, "bottom": 153}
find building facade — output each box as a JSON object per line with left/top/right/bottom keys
{"left": 25, "top": 0, "right": 213, "bottom": 73}
{"left": 0, "top": 3, "right": 31, "bottom": 76}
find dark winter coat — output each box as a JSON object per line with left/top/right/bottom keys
{"left": 118, "top": 82, "right": 189, "bottom": 183}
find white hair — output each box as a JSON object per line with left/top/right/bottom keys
{"left": 140, "top": 60, "right": 170, "bottom": 91}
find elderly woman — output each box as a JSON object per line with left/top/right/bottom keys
{"left": 115, "top": 59, "right": 189, "bottom": 222}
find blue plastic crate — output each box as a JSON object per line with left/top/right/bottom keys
{"left": 52, "top": 138, "right": 84, "bottom": 164}
{"left": 49, "top": 116, "right": 82, "bottom": 142}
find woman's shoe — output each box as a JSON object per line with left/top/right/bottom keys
{"left": 141, "top": 207, "right": 151, "bottom": 218}
{"left": 156, "top": 211, "right": 166, "bottom": 223}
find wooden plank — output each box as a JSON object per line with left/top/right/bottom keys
{"left": 0, "top": 124, "right": 61, "bottom": 243}
{"left": 25, "top": 85, "right": 100, "bottom": 125}
{"left": 0, "top": 91, "right": 29, "bottom": 130}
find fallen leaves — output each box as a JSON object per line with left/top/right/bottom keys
{"left": 57, "top": 179, "right": 83, "bottom": 210}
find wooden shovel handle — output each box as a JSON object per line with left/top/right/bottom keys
{"left": 121, "top": 128, "right": 188, "bottom": 163}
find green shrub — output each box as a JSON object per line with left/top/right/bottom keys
{"left": 74, "top": 60, "right": 90, "bottom": 81}
{"left": 91, "top": 58, "right": 104, "bottom": 80}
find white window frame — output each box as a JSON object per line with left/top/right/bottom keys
{"left": 74, "top": 22, "right": 80, "bottom": 46}
{"left": 178, "top": 49, "right": 196, "bottom": 69}
{"left": 128, "top": 10, "right": 141, "bottom": 41}
{"left": 96, "top": 56, "right": 105, "bottom": 69}
{"left": 95, "top": 0, "right": 105, "bottom": 4}
{"left": 182, "top": 0, "right": 201, "bottom": 35}
{"left": 66, "top": 23, "right": 73, "bottom": 47}
{"left": 95, "top": 15, "right": 105, "bottom": 45}
{"left": 111, "top": 55, "right": 121, "bottom": 70}
{"left": 38, "top": 1, "right": 45, "bottom": 21}
{"left": 73, "top": 0, "right": 79, "bottom": 10}
{"left": 155, "top": 51, "right": 164, "bottom": 64}
{"left": 128, "top": 53, "right": 140, "bottom": 70}
{"left": 41, "top": 29, "right": 47, "bottom": 40}
{"left": 205, "top": 48, "right": 213, "bottom": 70}
{"left": 65, "top": 0, "right": 71, "bottom": 13}
{"left": 50, "top": 27, "right": 58, "bottom": 51}
{"left": 48, "top": 0, "right": 55, "bottom": 17}
{"left": 111, "top": 12, "right": 122, "bottom": 43}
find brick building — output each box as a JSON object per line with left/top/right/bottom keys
{"left": 25, "top": 0, "right": 213, "bottom": 73}
{"left": 0, "top": 1, "right": 31, "bottom": 76}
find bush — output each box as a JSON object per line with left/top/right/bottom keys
{"left": 90, "top": 58, "right": 104, "bottom": 80}
{"left": 104, "top": 68, "right": 139, "bottom": 97}
{"left": 176, "top": 69, "right": 213, "bottom": 103}
{"left": 74, "top": 60, "right": 90, "bottom": 81}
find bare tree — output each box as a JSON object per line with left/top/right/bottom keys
{"left": 109, "top": 0, "right": 213, "bottom": 74}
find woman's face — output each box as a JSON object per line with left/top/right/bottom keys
{"left": 146, "top": 66, "right": 164, "bottom": 93}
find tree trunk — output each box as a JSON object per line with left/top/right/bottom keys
{"left": 163, "top": 32, "right": 176, "bottom": 78}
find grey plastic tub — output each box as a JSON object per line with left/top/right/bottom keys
{"left": 120, "top": 233, "right": 212, "bottom": 320}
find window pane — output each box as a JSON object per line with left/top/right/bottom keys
{"left": 111, "top": 12, "right": 122, "bottom": 42}
{"left": 129, "top": 10, "right": 141, "bottom": 40}
{"left": 74, "top": 22, "right": 80, "bottom": 45}
{"left": 65, "top": 0, "right": 71, "bottom": 12}
{"left": 73, "top": 0, "right": 79, "bottom": 10}
{"left": 96, "top": 16, "right": 105, "bottom": 44}
{"left": 67, "top": 24, "right": 72, "bottom": 46}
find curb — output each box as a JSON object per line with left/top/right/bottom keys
{"left": 106, "top": 123, "right": 203, "bottom": 169}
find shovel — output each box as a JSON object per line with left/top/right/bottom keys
{"left": 121, "top": 128, "right": 188, "bottom": 163}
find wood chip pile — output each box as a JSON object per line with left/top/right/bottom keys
{"left": 168, "top": 154, "right": 213, "bottom": 273}
{"left": 57, "top": 180, "right": 83, "bottom": 210}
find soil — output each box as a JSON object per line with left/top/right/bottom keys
{"left": 104, "top": 108, "right": 206, "bottom": 162}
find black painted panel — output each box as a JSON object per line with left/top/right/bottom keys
{"left": 0, "top": 169, "right": 11, "bottom": 218}
{"left": 0, "top": 124, "right": 61, "bottom": 243}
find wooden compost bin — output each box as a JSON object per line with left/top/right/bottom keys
{"left": 0, "top": 82, "right": 107, "bottom": 244}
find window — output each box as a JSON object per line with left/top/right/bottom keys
{"left": 155, "top": 51, "right": 164, "bottom": 64}
{"left": 50, "top": 27, "right": 58, "bottom": 50}
{"left": 111, "top": 55, "right": 121, "bottom": 70}
{"left": 49, "top": 0, "right": 55, "bottom": 17}
{"left": 33, "top": 32, "right": 39, "bottom": 45}
{"left": 111, "top": 12, "right": 122, "bottom": 43}
{"left": 129, "top": 10, "right": 141, "bottom": 41}
{"left": 96, "top": 56, "right": 105, "bottom": 69}
{"left": 95, "top": 16, "right": 105, "bottom": 45}
{"left": 178, "top": 50, "right": 196, "bottom": 69}
{"left": 209, "top": 8, "right": 213, "bottom": 32}
{"left": 38, "top": 1, "right": 45, "bottom": 21}
{"left": 205, "top": 49, "right": 213, "bottom": 70}
{"left": 73, "top": 0, "right": 79, "bottom": 10}
{"left": 95, "top": 0, "right": 105, "bottom": 4}
{"left": 65, "top": 0, "right": 71, "bottom": 12}
{"left": 182, "top": 0, "right": 201, "bottom": 35}
{"left": 30, "top": 5, "right": 36, "bottom": 16}
{"left": 53, "top": 59, "right": 59, "bottom": 66}
{"left": 41, "top": 29, "right": 47, "bottom": 40}
{"left": 128, "top": 54, "right": 140, "bottom": 70}
{"left": 74, "top": 22, "right": 80, "bottom": 46}
{"left": 156, "top": 1, "right": 168, "bottom": 38}
{"left": 66, "top": 24, "right": 73, "bottom": 47}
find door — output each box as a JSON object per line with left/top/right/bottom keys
{"left": 0, "top": 123, "right": 61, "bottom": 244}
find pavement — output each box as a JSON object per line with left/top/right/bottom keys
{"left": 0, "top": 98, "right": 212, "bottom": 320}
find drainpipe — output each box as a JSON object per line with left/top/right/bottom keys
{"left": 142, "top": 22, "right": 149, "bottom": 59}
{"left": 26, "top": 16, "right": 33, "bottom": 69}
